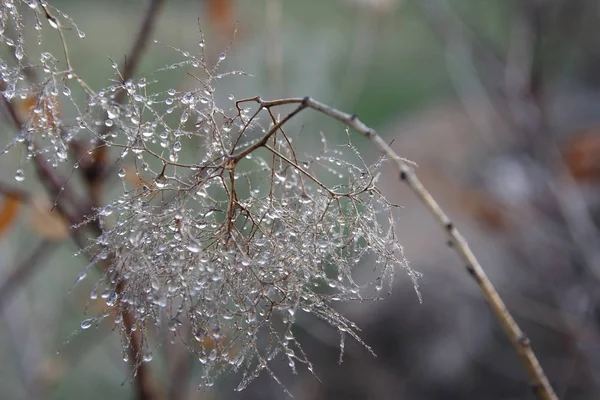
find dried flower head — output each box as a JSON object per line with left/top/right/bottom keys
{"left": 0, "top": 0, "right": 421, "bottom": 392}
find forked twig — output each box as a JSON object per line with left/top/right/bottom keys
{"left": 257, "top": 96, "right": 558, "bottom": 400}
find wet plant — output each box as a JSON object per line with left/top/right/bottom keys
{"left": 0, "top": 0, "right": 420, "bottom": 393}
{"left": 0, "top": 2, "right": 558, "bottom": 399}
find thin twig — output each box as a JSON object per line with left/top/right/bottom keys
{"left": 93, "top": 0, "right": 166, "bottom": 187}
{"left": 258, "top": 96, "right": 558, "bottom": 400}
{"left": 116, "top": 0, "right": 166, "bottom": 104}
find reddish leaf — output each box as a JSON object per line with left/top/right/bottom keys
{"left": 563, "top": 128, "right": 600, "bottom": 182}
{"left": 28, "top": 197, "right": 70, "bottom": 241}
{"left": 14, "top": 93, "right": 61, "bottom": 128}
{"left": 458, "top": 188, "right": 510, "bottom": 232}
{"left": 0, "top": 193, "right": 21, "bottom": 238}
{"left": 208, "top": 0, "right": 235, "bottom": 35}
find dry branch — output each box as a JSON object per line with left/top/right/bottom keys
{"left": 258, "top": 96, "right": 559, "bottom": 400}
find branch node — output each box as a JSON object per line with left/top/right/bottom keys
{"left": 465, "top": 265, "right": 479, "bottom": 282}
{"left": 518, "top": 333, "right": 531, "bottom": 347}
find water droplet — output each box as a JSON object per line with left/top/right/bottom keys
{"left": 48, "top": 18, "right": 59, "bottom": 29}
{"left": 104, "top": 119, "right": 114, "bottom": 127}
{"left": 14, "top": 169, "right": 24, "bottom": 182}
{"left": 274, "top": 173, "right": 286, "bottom": 183}
{"left": 80, "top": 318, "right": 94, "bottom": 329}
{"left": 255, "top": 237, "right": 268, "bottom": 247}
{"left": 199, "top": 39, "right": 205, "bottom": 48}
{"left": 208, "top": 349, "right": 217, "bottom": 361}
{"left": 218, "top": 53, "right": 226, "bottom": 61}
{"left": 106, "top": 106, "right": 120, "bottom": 119}
{"left": 57, "top": 148, "right": 68, "bottom": 160}
{"left": 118, "top": 168, "right": 126, "bottom": 178}
{"left": 155, "top": 175, "right": 167, "bottom": 188}
{"left": 106, "top": 291, "right": 118, "bottom": 307}
{"left": 173, "top": 141, "right": 182, "bottom": 152}
{"left": 186, "top": 241, "right": 201, "bottom": 253}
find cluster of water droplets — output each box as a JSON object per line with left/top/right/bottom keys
{"left": 0, "top": 0, "right": 88, "bottom": 176}
{"left": 84, "top": 80, "right": 421, "bottom": 388}
{"left": 0, "top": 0, "right": 421, "bottom": 391}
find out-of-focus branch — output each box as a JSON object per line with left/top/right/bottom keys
{"left": 250, "top": 96, "right": 559, "bottom": 400}
{"left": 0, "top": 85, "right": 158, "bottom": 400}
{"left": 418, "top": 0, "right": 506, "bottom": 145}
{"left": 89, "top": 0, "right": 166, "bottom": 202}
{"left": 119, "top": 0, "right": 166, "bottom": 93}
{"left": 0, "top": 241, "right": 54, "bottom": 310}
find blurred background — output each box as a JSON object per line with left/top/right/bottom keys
{"left": 2, "top": 0, "right": 600, "bottom": 398}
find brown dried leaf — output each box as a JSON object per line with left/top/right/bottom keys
{"left": 13, "top": 93, "right": 61, "bottom": 128}
{"left": 208, "top": 0, "right": 235, "bottom": 36}
{"left": 457, "top": 188, "right": 510, "bottom": 232}
{"left": 28, "top": 197, "right": 70, "bottom": 241}
{"left": 563, "top": 128, "right": 600, "bottom": 182}
{"left": 0, "top": 193, "right": 21, "bottom": 238}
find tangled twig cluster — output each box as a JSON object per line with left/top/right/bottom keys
{"left": 0, "top": 0, "right": 420, "bottom": 391}
{"left": 0, "top": 2, "right": 559, "bottom": 399}
{"left": 85, "top": 90, "right": 419, "bottom": 390}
